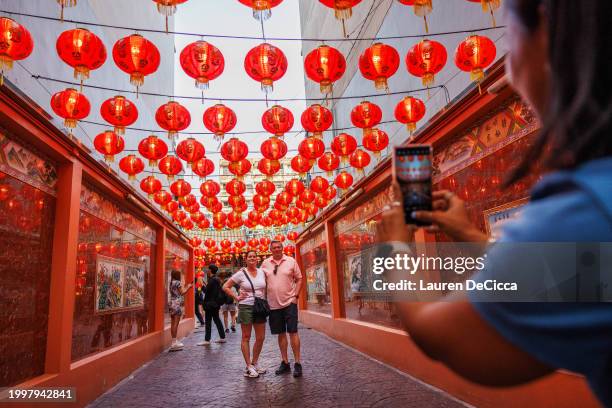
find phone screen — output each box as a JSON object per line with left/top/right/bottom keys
{"left": 393, "top": 145, "right": 433, "bottom": 225}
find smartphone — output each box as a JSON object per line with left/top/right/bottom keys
{"left": 392, "top": 144, "right": 433, "bottom": 226}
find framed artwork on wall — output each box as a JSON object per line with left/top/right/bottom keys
{"left": 94, "top": 255, "right": 146, "bottom": 314}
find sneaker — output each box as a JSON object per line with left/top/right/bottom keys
{"left": 293, "top": 362, "right": 302, "bottom": 378}
{"left": 169, "top": 342, "right": 183, "bottom": 351}
{"left": 244, "top": 365, "right": 259, "bottom": 378}
{"left": 253, "top": 364, "right": 267, "bottom": 374}
{"left": 197, "top": 340, "right": 211, "bottom": 346}
{"left": 231, "top": 326, "right": 236, "bottom": 332}
{"left": 215, "top": 338, "right": 226, "bottom": 343}
{"left": 176, "top": 341, "right": 184, "bottom": 348}
{"left": 225, "top": 328, "right": 230, "bottom": 333}
{"left": 275, "top": 361, "right": 291, "bottom": 375}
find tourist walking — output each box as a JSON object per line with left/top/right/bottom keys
{"left": 194, "top": 274, "right": 205, "bottom": 328}
{"left": 168, "top": 270, "right": 193, "bottom": 351}
{"left": 221, "top": 272, "right": 238, "bottom": 333}
{"left": 261, "top": 241, "right": 303, "bottom": 377}
{"left": 223, "top": 250, "right": 268, "bottom": 378}
{"left": 197, "top": 264, "right": 226, "bottom": 346}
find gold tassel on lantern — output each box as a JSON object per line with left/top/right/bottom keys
{"left": 413, "top": 0, "right": 433, "bottom": 34}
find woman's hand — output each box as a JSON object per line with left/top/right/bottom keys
{"left": 236, "top": 291, "right": 248, "bottom": 301}
{"left": 376, "top": 183, "right": 417, "bottom": 243}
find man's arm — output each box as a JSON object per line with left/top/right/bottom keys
{"left": 292, "top": 259, "right": 303, "bottom": 299}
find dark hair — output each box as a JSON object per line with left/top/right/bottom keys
{"left": 506, "top": 0, "right": 612, "bottom": 183}
{"left": 245, "top": 249, "right": 258, "bottom": 257}
{"left": 170, "top": 270, "right": 181, "bottom": 281}
{"left": 208, "top": 264, "right": 218, "bottom": 274}
{"left": 270, "top": 240, "right": 283, "bottom": 248}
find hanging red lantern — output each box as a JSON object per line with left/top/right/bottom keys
{"left": 322, "top": 185, "right": 337, "bottom": 200}
{"left": 362, "top": 128, "right": 389, "bottom": 159}
{"left": 298, "top": 137, "right": 325, "bottom": 164}
{"left": 238, "top": 0, "right": 283, "bottom": 21}
{"left": 226, "top": 179, "right": 246, "bottom": 196}
{"left": 200, "top": 180, "right": 220, "bottom": 197}
{"left": 198, "top": 217, "right": 211, "bottom": 230}
{"left": 255, "top": 204, "right": 269, "bottom": 213}
{"left": 291, "top": 155, "right": 313, "bottom": 177}
{"left": 287, "top": 231, "right": 298, "bottom": 241}
{"left": 220, "top": 137, "right": 248, "bottom": 163}
{"left": 260, "top": 236, "right": 271, "bottom": 246}
{"left": 228, "top": 159, "right": 251, "bottom": 181}
{"left": 258, "top": 158, "right": 281, "bottom": 179}
{"left": 112, "top": 34, "right": 160, "bottom": 91}
{"left": 204, "top": 238, "right": 216, "bottom": 248}
{"left": 248, "top": 210, "right": 262, "bottom": 224}
{"left": 359, "top": 42, "right": 400, "bottom": 91}
{"left": 186, "top": 202, "right": 200, "bottom": 214}
{"left": 274, "top": 201, "right": 288, "bottom": 212}
{"left": 304, "top": 45, "right": 346, "bottom": 94}
{"left": 397, "top": 0, "right": 433, "bottom": 33}
{"left": 152, "top": 0, "right": 189, "bottom": 31}
{"left": 334, "top": 171, "right": 353, "bottom": 191}
{"left": 203, "top": 104, "right": 237, "bottom": 141}
{"left": 178, "top": 193, "right": 197, "bottom": 207}
{"left": 213, "top": 212, "right": 227, "bottom": 226}
{"left": 190, "top": 236, "right": 202, "bottom": 247}
{"left": 395, "top": 96, "right": 426, "bottom": 134}
{"left": 200, "top": 195, "right": 218, "bottom": 208}
{"left": 100, "top": 95, "right": 138, "bottom": 135}
{"left": 0, "top": 18, "right": 34, "bottom": 85}
{"left": 180, "top": 40, "right": 224, "bottom": 90}
{"left": 317, "top": 152, "right": 340, "bottom": 177}
{"left": 192, "top": 157, "right": 215, "bottom": 180}
{"left": 286, "top": 179, "right": 305, "bottom": 197}
{"left": 234, "top": 239, "right": 246, "bottom": 249}
{"left": 156, "top": 101, "right": 191, "bottom": 140}
{"left": 190, "top": 211, "right": 205, "bottom": 223}
{"left": 50, "top": 88, "right": 91, "bottom": 129}
{"left": 276, "top": 191, "right": 293, "bottom": 207}
{"left": 94, "top": 131, "right": 124, "bottom": 163}
{"left": 274, "top": 234, "right": 285, "bottom": 242}
{"left": 209, "top": 200, "right": 223, "bottom": 214}
{"left": 300, "top": 189, "right": 316, "bottom": 204}
{"left": 262, "top": 105, "right": 294, "bottom": 137}
{"left": 244, "top": 43, "right": 288, "bottom": 93}
{"left": 406, "top": 39, "right": 447, "bottom": 87}
{"left": 454, "top": 35, "right": 497, "bottom": 84}
{"left": 138, "top": 135, "right": 168, "bottom": 167}
{"left": 181, "top": 218, "right": 195, "bottom": 231}
{"left": 253, "top": 194, "right": 271, "bottom": 208}
{"left": 176, "top": 137, "right": 205, "bottom": 164}
{"left": 170, "top": 179, "right": 192, "bottom": 197}
{"left": 119, "top": 154, "right": 144, "bottom": 181}
{"left": 56, "top": 28, "right": 106, "bottom": 83}
{"left": 158, "top": 155, "right": 183, "bottom": 181}
{"left": 166, "top": 200, "right": 180, "bottom": 213}
{"left": 310, "top": 176, "right": 329, "bottom": 194}
{"left": 350, "top": 149, "right": 371, "bottom": 175}
{"left": 318, "top": 0, "right": 363, "bottom": 36}
{"left": 466, "top": 0, "right": 501, "bottom": 27}
{"left": 284, "top": 244, "right": 295, "bottom": 255}
{"left": 314, "top": 195, "right": 328, "bottom": 209}
{"left": 261, "top": 137, "right": 288, "bottom": 163}
{"left": 248, "top": 238, "right": 259, "bottom": 248}
{"left": 141, "top": 176, "right": 162, "bottom": 198}
{"left": 227, "top": 212, "right": 244, "bottom": 228}
{"left": 228, "top": 195, "right": 246, "bottom": 209}
{"left": 331, "top": 133, "right": 357, "bottom": 164}
{"left": 350, "top": 101, "right": 382, "bottom": 137}
{"left": 256, "top": 180, "right": 275, "bottom": 196}
{"left": 301, "top": 104, "right": 333, "bottom": 139}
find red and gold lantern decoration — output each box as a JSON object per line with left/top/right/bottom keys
{"left": 226, "top": 178, "right": 246, "bottom": 196}
{"left": 228, "top": 159, "right": 251, "bottom": 180}
{"left": 50, "top": 88, "right": 90, "bottom": 129}
{"left": 94, "top": 131, "right": 124, "bottom": 163}
{"left": 394, "top": 96, "right": 426, "bottom": 134}
{"left": 256, "top": 180, "right": 275, "bottom": 196}
{"left": 318, "top": 0, "right": 363, "bottom": 37}
{"left": 331, "top": 133, "right": 357, "bottom": 164}
{"left": 261, "top": 137, "right": 288, "bottom": 166}
{"left": 158, "top": 155, "right": 183, "bottom": 181}
{"left": 138, "top": 135, "right": 168, "bottom": 167}
{"left": 221, "top": 137, "right": 249, "bottom": 164}
{"left": 141, "top": 176, "right": 162, "bottom": 198}
{"left": 190, "top": 236, "right": 202, "bottom": 247}
{"left": 152, "top": 0, "right": 189, "bottom": 31}
{"left": 244, "top": 43, "right": 288, "bottom": 93}
{"left": 314, "top": 195, "right": 328, "bottom": 209}
{"left": 155, "top": 101, "right": 191, "bottom": 140}
{"left": 287, "top": 231, "right": 298, "bottom": 241}
{"left": 204, "top": 238, "right": 216, "bottom": 249}
{"left": 192, "top": 157, "right": 215, "bottom": 180}
{"left": 0, "top": 17, "right": 34, "bottom": 85}
{"left": 466, "top": 0, "right": 501, "bottom": 27}
{"left": 291, "top": 155, "right": 313, "bottom": 177}
{"left": 166, "top": 200, "right": 179, "bottom": 213}
{"left": 301, "top": 104, "right": 333, "bottom": 139}
{"left": 176, "top": 137, "right": 205, "bottom": 164}
{"left": 56, "top": 28, "right": 106, "bottom": 83}
{"left": 349, "top": 149, "right": 371, "bottom": 175}
{"left": 334, "top": 171, "right": 353, "bottom": 192}
{"left": 310, "top": 176, "right": 329, "bottom": 194}
{"left": 227, "top": 211, "right": 244, "bottom": 229}
{"left": 358, "top": 42, "right": 400, "bottom": 91}
{"left": 350, "top": 101, "right": 382, "bottom": 137}
{"left": 286, "top": 179, "right": 305, "bottom": 197}
{"left": 170, "top": 179, "right": 191, "bottom": 197}
{"left": 276, "top": 191, "right": 293, "bottom": 207}
{"left": 397, "top": 0, "right": 433, "bottom": 33}
{"left": 100, "top": 95, "right": 138, "bottom": 135}
{"left": 200, "top": 180, "right": 220, "bottom": 197}
{"left": 238, "top": 0, "right": 283, "bottom": 21}
{"left": 454, "top": 35, "right": 496, "bottom": 86}
{"left": 56, "top": 0, "right": 77, "bottom": 20}
{"left": 253, "top": 194, "right": 271, "bottom": 208}
{"left": 178, "top": 193, "right": 196, "bottom": 207}
{"left": 298, "top": 137, "right": 325, "bottom": 165}
{"left": 262, "top": 105, "right": 293, "bottom": 138}
{"left": 363, "top": 128, "right": 389, "bottom": 159}
{"left": 322, "top": 185, "right": 337, "bottom": 201}
{"left": 258, "top": 158, "right": 281, "bottom": 179}
{"left": 406, "top": 39, "right": 447, "bottom": 87}
{"left": 198, "top": 218, "right": 210, "bottom": 230}
{"left": 304, "top": 45, "right": 346, "bottom": 94}
{"left": 203, "top": 104, "right": 237, "bottom": 141}
{"left": 260, "top": 236, "right": 271, "bottom": 247}
{"left": 119, "top": 154, "right": 144, "bottom": 181}
{"left": 180, "top": 40, "right": 224, "bottom": 90}
{"left": 318, "top": 152, "right": 340, "bottom": 177}
{"left": 112, "top": 34, "right": 160, "bottom": 91}
{"left": 248, "top": 238, "right": 259, "bottom": 248}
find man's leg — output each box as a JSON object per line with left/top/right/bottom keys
{"left": 204, "top": 309, "right": 212, "bottom": 341}
{"left": 212, "top": 308, "right": 226, "bottom": 339}
{"left": 270, "top": 307, "right": 291, "bottom": 375}
{"left": 277, "top": 332, "right": 289, "bottom": 363}
{"left": 286, "top": 303, "right": 302, "bottom": 377}
{"left": 289, "top": 333, "right": 301, "bottom": 364}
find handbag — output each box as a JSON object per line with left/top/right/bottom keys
{"left": 242, "top": 269, "right": 270, "bottom": 318}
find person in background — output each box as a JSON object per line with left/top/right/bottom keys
{"left": 197, "top": 264, "right": 226, "bottom": 346}
{"left": 194, "top": 273, "right": 205, "bottom": 328}
{"left": 168, "top": 270, "right": 193, "bottom": 351}
{"left": 221, "top": 272, "right": 238, "bottom": 333}
{"left": 223, "top": 250, "right": 267, "bottom": 378}
{"left": 261, "top": 241, "right": 303, "bottom": 378}
{"left": 377, "top": 1, "right": 612, "bottom": 406}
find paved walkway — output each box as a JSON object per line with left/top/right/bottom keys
{"left": 89, "top": 324, "right": 468, "bottom": 408}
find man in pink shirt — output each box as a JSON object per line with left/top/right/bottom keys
{"left": 261, "top": 240, "right": 303, "bottom": 377}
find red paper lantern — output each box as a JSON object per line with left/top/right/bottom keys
{"left": 200, "top": 180, "right": 220, "bottom": 197}
{"left": 314, "top": 195, "right": 328, "bottom": 209}
{"left": 158, "top": 155, "right": 183, "bottom": 181}
{"left": 170, "top": 179, "right": 192, "bottom": 197}
{"left": 138, "top": 135, "right": 168, "bottom": 167}
{"left": 50, "top": 88, "right": 90, "bottom": 129}
{"left": 198, "top": 218, "right": 211, "bottom": 230}
{"left": 248, "top": 238, "right": 259, "bottom": 248}
{"left": 334, "top": 171, "right": 353, "bottom": 191}
{"left": 298, "top": 137, "right": 325, "bottom": 164}
{"left": 287, "top": 231, "right": 298, "bottom": 241}
{"left": 228, "top": 195, "right": 246, "bottom": 209}
{"left": 322, "top": 185, "right": 337, "bottom": 200}
{"left": 350, "top": 149, "right": 371, "bottom": 174}
{"left": 301, "top": 104, "right": 333, "bottom": 139}
{"left": 248, "top": 210, "right": 262, "bottom": 224}
{"left": 406, "top": 39, "right": 447, "bottom": 87}
{"left": 300, "top": 189, "right": 315, "bottom": 204}
{"left": 94, "top": 131, "right": 124, "bottom": 162}
{"left": 363, "top": 128, "right": 389, "bottom": 158}
{"left": 286, "top": 179, "right": 305, "bottom": 197}
{"left": 258, "top": 158, "right": 281, "bottom": 178}
{"left": 260, "top": 236, "right": 271, "bottom": 246}
{"left": 304, "top": 45, "right": 346, "bottom": 94}
{"left": 119, "top": 154, "right": 144, "bottom": 180}
{"left": 192, "top": 157, "right": 215, "bottom": 179}
{"left": 203, "top": 104, "right": 237, "bottom": 141}
{"left": 253, "top": 194, "right": 271, "bottom": 207}
{"left": 454, "top": 35, "right": 497, "bottom": 84}
{"left": 112, "top": 34, "right": 160, "bottom": 89}
{"left": 141, "top": 176, "right": 162, "bottom": 198}
{"left": 397, "top": 0, "right": 433, "bottom": 33}
{"left": 262, "top": 105, "right": 294, "bottom": 137}
{"left": 180, "top": 40, "right": 224, "bottom": 90}
{"left": 359, "top": 42, "right": 400, "bottom": 91}
{"left": 220, "top": 137, "right": 248, "bottom": 163}
{"left": 178, "top": 193, "right": 196, "bottom": 207}
{"left": 190, "top": 212, "right": 204, "bottom": 223}
{"left": 209, "top": 201, "right": 223, "bottom": 214}
{"left": 274, "top": 201, "right": 288, "bottom": 212}
{"left": 244, "top": 43, "right": 288, "bottom": 93}
{"left": 228, "top": 159, "right": 251, "bottom": 180}
{"left": 256, "top": 180, "right": 275, "bottom": 196}
{"left": 56, "top": 28, "right": 106, "bottom": 82}
{"left": 226, "top": 179, "right": 246, "bottom": 196}
{"left": 466, "top": 0, "right": 501, "bottom": 27}
{"left": 153, "top": 0, "right": 189, "bottom": 31}
{"left": 166, "top": 200, "right": 180, "bottom": 213}
{"left": 100, "top": 95, "right": 138, "bottom": 135}
{"left": 395, "top": 96, "right": 426, "bottom": 133}
{"left": 200, "top": 195, "right": 218, "bottom": 208}
{"left": 186, "top": 202, "right": 200, "bottom": 214}
{"left": 181, "top": 218, "right": 194, "bottom": 231}
{"left": 176, "top": 137, "right": 205, "bottom": 164}
{"left": 238, "top": 0, "right": 283, "bottom": 21}
{"left": 227, "top": 212, "right": 243, "bottom": 228}
{"left": 213, "top": 212, "right": 227, "bottom": 226}
{"left": 190, "top": 236, "right": 202, "bottom": 247}
{"left": 0, "top": 17, "right": 33, "bottom": 84}
{"left": 291, "top": 155, "right": 313, "bottom": 177}
{"left": 310, "top": 176, "right": 329, "bottom": 194}
{"left": 156, "top": 101, "right": 191, "bottom": 140}
{"left": 350, "top": 101, "right": 382, "bottom": 136}
{"left": 261, "top": 137, "right": 287, "bottom": 162}
{"left": 318, "top": 0, "right": 363, "bottom": 36}
{"left": 317, "top": 152, "right": 340, "bottom": 177}
{"left": 276, "top": 191, "right": 293, "bottom": 206}
{"left": 331, "top": 133, "right": 357, "bottom": 163}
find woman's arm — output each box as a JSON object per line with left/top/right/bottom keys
{"left": 179, "top": 281, "right": 193, "bottom": 296}
{"left": 223, "top": 278, "right": 240, "bottom": 301}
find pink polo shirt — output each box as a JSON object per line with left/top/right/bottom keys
{"left": 261, "top": 254, "right": 302, "bottom": 310}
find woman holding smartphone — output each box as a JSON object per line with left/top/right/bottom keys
{"left": 378, "top": 1, "right": 612, "bottom": 406}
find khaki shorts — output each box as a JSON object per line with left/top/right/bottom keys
{"left": 237, "top": 304, "right": 267, "bottom": 325}
{"left": 221, "top": 303, "right": 237, "bottom": 312}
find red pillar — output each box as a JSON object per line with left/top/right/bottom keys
{"left": 184, "top": 246, "right": 195, "bottom": 320}
{"left": 325, "top": 221, "right": 344, "bottom": 318}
